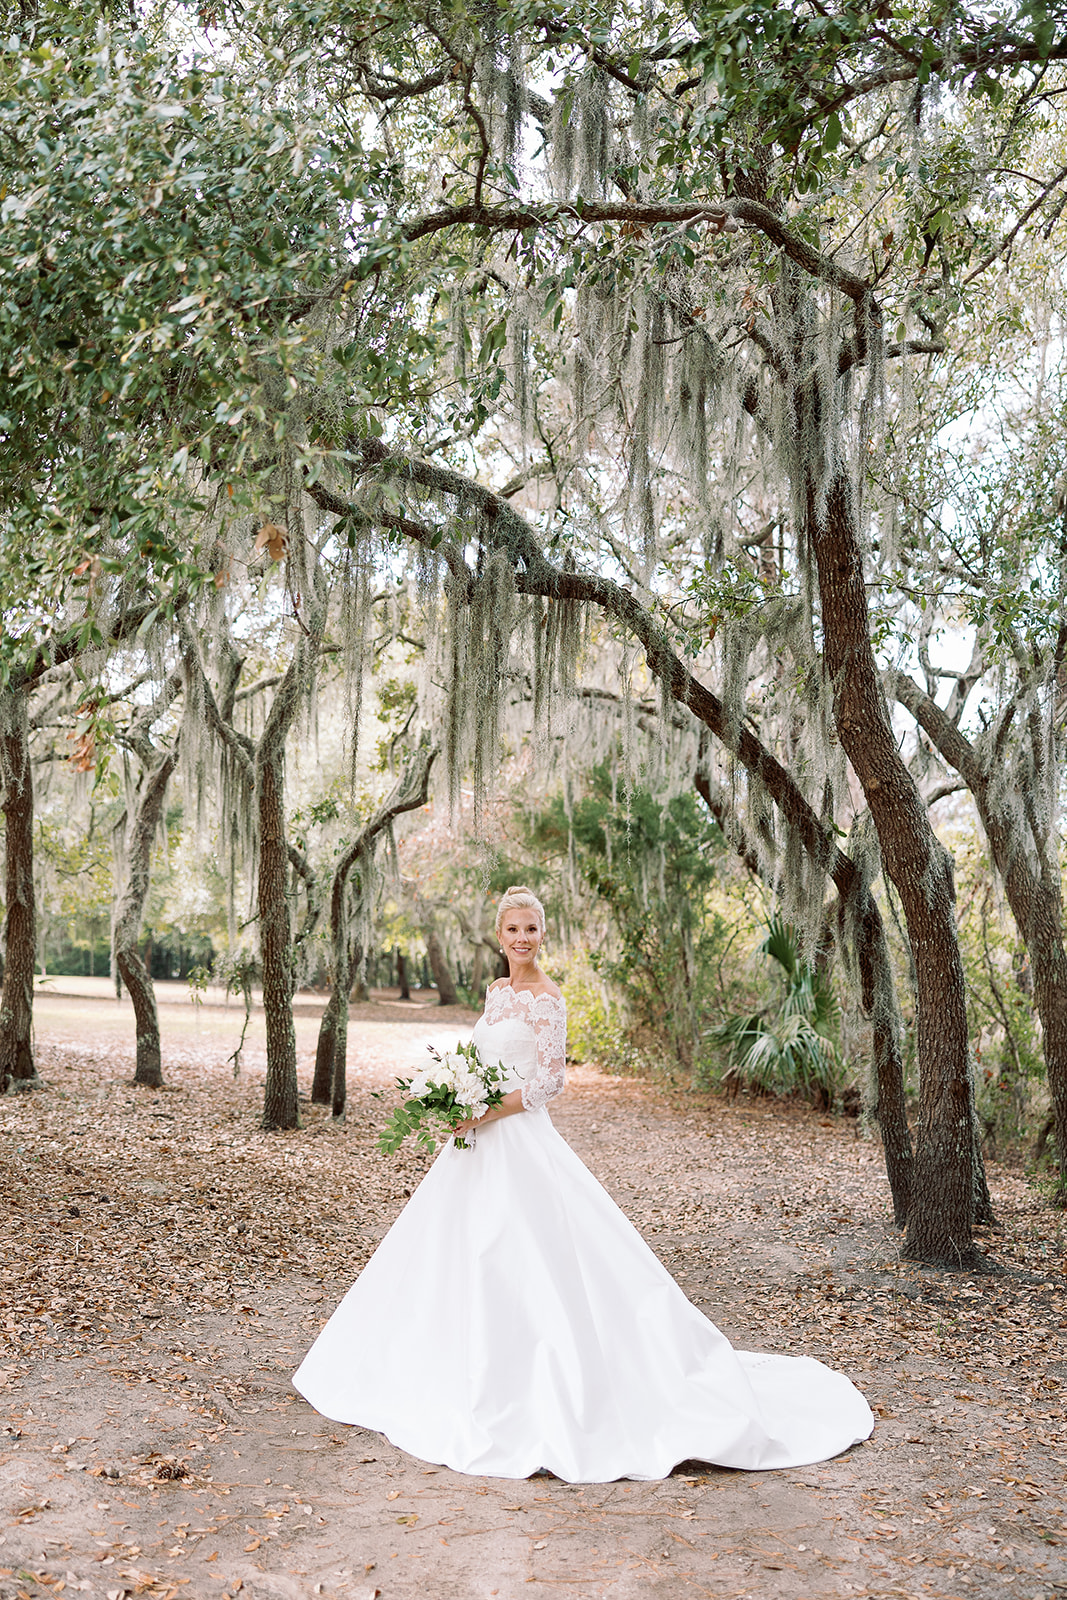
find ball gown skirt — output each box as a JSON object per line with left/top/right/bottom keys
{"left": 293, "top": 991, "right": 874, "bottom": 1483}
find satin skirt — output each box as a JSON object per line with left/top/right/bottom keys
{"left": 293, "top": 1106, "right": 873, "bottom": 1482}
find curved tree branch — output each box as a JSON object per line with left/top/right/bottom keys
{"left": 392, "top": 197, "right": 870, "bottom": 301}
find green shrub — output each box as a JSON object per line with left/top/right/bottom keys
{"left": 709, "top": 917, "right": 841, "bottom": 1105}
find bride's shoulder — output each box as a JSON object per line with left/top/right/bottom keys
{"left": 487, "top": 977, "right": 510, "bottom": 993}
{"left": 529, "top": 977, "right": 563, "bottom": 1003}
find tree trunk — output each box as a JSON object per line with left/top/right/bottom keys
{"left": 852, "top": 890, "right": 913, "bottom": 1227}
{"left": 258, "top": 740, "right": 298, "bottom": 1131}
{"left": 469, "top": 941, "right": 491, "bottom": 998}
{"left": 0, "top": 692, "right": 37, "bottom": 1091}
{"left": 113, "top": 746, "right": 178, "bottom": 1088}
{"left": 1032, "top": 936, "right": 1067, "bottom": 1202}
{"left": 891, "top": 669, "right": 1067, "bottom": 1205}
{"left": 312, "top": 747, "right": 437, "bottom": 1113}
{"left": 331, "top": 938, "right": 357, "bottom": 1120}
{"left": 311, "top": 991, "right": 338, "bottom": 1105}
{"left": 397, "top": 948, "right": 410, "bottom": 1000}
{"left": 810, "top": 467, "right": 981, "bottom": 1269}
{"left": 425, "top": 925, "right": 457, "bottom": 1005}
{"left": 976, "top": 833, "right": 1067, "bottom": 1206}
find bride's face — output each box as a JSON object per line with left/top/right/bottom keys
{"left": 499, "top": 911, "right": 544, "bottom": 963}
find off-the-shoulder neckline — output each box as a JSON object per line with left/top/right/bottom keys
{"left": 486, "top": 983, "right": 564, "bottom": 1005}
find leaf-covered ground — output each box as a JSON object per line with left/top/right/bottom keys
{"left": 0, "top": 982, "right": 1065, "bottom": 1600}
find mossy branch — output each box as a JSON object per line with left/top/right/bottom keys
{"left": 397, "top": 197, "right": 871, "bottom": 302}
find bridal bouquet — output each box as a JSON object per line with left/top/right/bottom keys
{"left": 379, "top": 1039, "right": 506, "bottom": 1153}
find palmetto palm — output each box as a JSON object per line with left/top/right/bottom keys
{"left": 711, "top": 918, "right": 841, "bottom": 1104}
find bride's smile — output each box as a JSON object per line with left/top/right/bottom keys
{"left": 499, "top": 912, "right": 544, "bottom": 974}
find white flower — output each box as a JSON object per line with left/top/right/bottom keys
{"left": 452, "top": 1068, "right": 484, "bottom": 1104}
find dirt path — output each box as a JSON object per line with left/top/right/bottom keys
{"left": 1, "top": 997, "right": 1065, "bottom": 1600}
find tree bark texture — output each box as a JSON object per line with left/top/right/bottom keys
{"left": 809, "top": 467, "right": 980, "bottom": 1268}
{"left": 288, "top": 842, "right": 320, "bottom": 991}
{"left": 113, "top": 745, "right": 178, "bottom": 1088}
{"left": 254, "top": 631, "right": 322, "bottom": 1131}
{"left": 311, "top": 991, "right": 339, "bottom": 1105}
{"left": 425, "top": 925, "right": 457, "bottom": 1006}
{"left": 331, "top": 937, "right": 359, "bottom": 1120}
{"left": 892, "top": 670, "right": 1067, "bottom": 1204}
{"left": 0, "top": 693, "right": 37, "bottom": 1091}
{"left": 856, "top": 895, "right": 913, "bottom": 1227}
{"left": 258, "top": 730, "right": 299, "bottom": 1132}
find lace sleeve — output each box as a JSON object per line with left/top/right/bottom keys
{"left": 522, "top": 994, "right": 567, "bottom": 1111}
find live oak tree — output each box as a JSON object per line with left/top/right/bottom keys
{"left": 893, "top": 661, "right": 1067, "bottom": 1192}
{"left": 0, "top": 5, "right": 346, "bottom": 1090}
{"left": 311, "top": 450, "right": 921, "bottom": 1223}
{"left": 0, "top": 590, "right": 176, "bottom": 1093}
{"left": 256, "top": 0, "right": 1067, "bottom": 1264}
{"left": 111, "top": 672, "right": 184, "bottom": 1090}
{"left": 85, "top": 0, "right": 1032, "bottom": 1258}
{"left": 883, "top": 345, "right": 1067, "bottom": 1200}
{"left": 311, "top": 740, "right": 436, "bottom": 1117}
{"left": 180, "top": 558, "right": 327, "bottom": 1132}
{"left": 9, "top": 0, "right": 1067, "bottom": 1265}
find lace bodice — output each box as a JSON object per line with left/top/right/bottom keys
{"left": 471, "top": 985, "right": 567, "bottom": 1112}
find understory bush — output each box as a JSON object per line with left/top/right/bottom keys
{"left": 530, "top": 765, "right": 762, "bottom": 1082}
{"left": 709, "top": 917, "right": 841, "bottom": 1107}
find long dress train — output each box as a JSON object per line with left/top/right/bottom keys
{"left": 293, "top": 985, "right": 874, "bottom": 1482}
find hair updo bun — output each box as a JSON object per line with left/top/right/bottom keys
{"left": 495, "top": 885, "right": 546, "bottom": 939}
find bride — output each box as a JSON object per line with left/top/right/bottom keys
{"left": 293, "top": 885, "right": 874, "bottom": 1482}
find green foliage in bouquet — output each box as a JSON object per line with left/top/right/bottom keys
{"left": 379, "top": 1039, "right": 507, "bottom": 1154}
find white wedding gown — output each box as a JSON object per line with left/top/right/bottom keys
{"left": 293, "top": 986, "right": 874, "bottom": 1482}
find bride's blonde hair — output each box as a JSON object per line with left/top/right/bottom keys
{"left": 495, "top": 884, "right": 546, "bottom": 939}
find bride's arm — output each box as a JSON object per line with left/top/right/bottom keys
{"left": 520, "top": 994, "right": 567, "bottom": 1110}
{"left": 453, "top": 1085, "right": 526, "bottom": 1137}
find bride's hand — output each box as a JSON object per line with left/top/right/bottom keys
{"left": 453, "top": 1089, "right": 524, "bottom": 1139}
{"left": 454, "top": 1107, "right": 496, "bottom": 1139}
